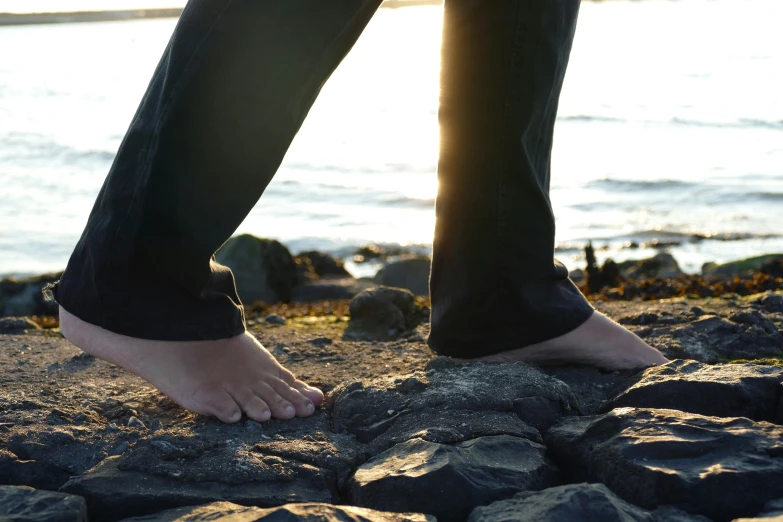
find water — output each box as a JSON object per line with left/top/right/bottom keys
{"left": 1, "top": 0, "right": 782, "bottom": 278}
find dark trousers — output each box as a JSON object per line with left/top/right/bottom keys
{"left": 51, "top": 0, "right": 594, "bottom": 358}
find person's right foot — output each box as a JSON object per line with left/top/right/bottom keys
{"left": 464, "top": 310, "right": 669, "bottom": 370}
{"left": 58, "top": 306, "right": 324, "bottom": 423}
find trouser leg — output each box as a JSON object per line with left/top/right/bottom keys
{"left": 51, "top": 0, "right": 382, "bottom": 340}
{"left": 428, "top": 0, "right": 594, "bottom": 358}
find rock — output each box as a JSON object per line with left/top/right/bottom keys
{"left": 604, "top": 360, "right": 783, "bottom": 423}
{"left": 543, "top": 366, "right": 633, "bottom": 416}
{"left": 264, "top": 313, "right": 286, "bottom": 325}
{"left": 0, "top": 317, "right": 41, "bottom": 334}
{"left": 347, "top": 435, "right": 559, "bottom": 522}
{"left": 126, "top": 416, "right": 146, "bottom": 430}
{"left": 569, "top": 268, "right": 585, "bottom": 283}
{"left": 331, "top": 362, "right": 579, "bottom": 452}
{"left": 296, "top": 251, "right": 351, "bottom": 278}
{"left": 59, "top": 419, "right": 365, "bottom": 520}
{"left": 468, "top": 483, "right": 710, "bottom": 522}
{"left": 659, "top": 314, "right": 783, "bottom": 363}
{"left": 0, "top": 273, "right": 60, "bottom": 317}
{"left": 733, "top": 499, "right": 783, "bottom": 521}
{"left": 120, "top": 501, "right": 434, "bottom": 522}
{"left": 617, "top": 253, "right": 683, "bottom": 280}
{"left": 761, "top": 258, "right": 783, "bottom": 278}
{"left": 750, "top": 291, "right": 783, "bottom": 314}
{"left": 703, "top": 254, "right": 783, "bottom": 278}
{"left": 373, "top": 258, "right": 430, "bottom": 296}
{"left": 293, "top": 277, "right": 375, "bottom": 303}
{"left": 344, "top": 287, "right": 418, "bottom": 341}
{"left": 214, "top": 234, "right": 298, "bottom": 305}
{"left": 545, "top": 408, "right": 783, "bottom": 521}
{"left": 0, "top": 485, "right": 87, "bottom": 522}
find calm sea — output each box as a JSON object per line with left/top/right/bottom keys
{"left": 1, "top": 0, "right": 782, "bottom": 278}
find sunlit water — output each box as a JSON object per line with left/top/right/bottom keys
{"left": 1, "top": 0, "right": 782, "bottom": 278}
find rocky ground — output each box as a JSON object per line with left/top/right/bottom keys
{"left": 1, "top": 288, "right": 783, "bottom": 521}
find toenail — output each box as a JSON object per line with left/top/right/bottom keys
{"left": 306, "top": 403, "right": 314, "bottom": 414}
{"left": 304, "top": 384, "right": 319, "bottom": 392}
{"left": 230, "top": 411, "right": 241, "bottom": 422}
{"left": 261, "top": 410, "right": 271, "bottom": 421}
{"left": 285, "top": 405, "right": 295, "bottom": 415}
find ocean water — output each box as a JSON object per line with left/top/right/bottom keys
{"left": 1, "top": 0, "right": 782, "bottom": 278}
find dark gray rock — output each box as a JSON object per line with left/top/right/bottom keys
{"left": 545, "top": 407, "right": 783, "bottom": 521}
{"left": 344, "top": 287, "right": 418, "bottom": 341}
{"left": 0, "top": 273, "right": 60, "bottom": 317}
{"left": 604, "top": 360, "right": 783, "bottom": 423}
{"left": 214, "top": 234, "right": 298, "bottom": 305}
{"left": 293, "top": 277, "right": 375, "bottom": 303}
{"left": 703, "top": 254, "right": 783, "bottom": 277}
{"left": 331, "top": 362, "right": 580, "bottom": 452}
{"left": 0, "top": 317, "right": 41, "bottom": 334}
{"left": 468, "top": 483, "right": 710, "bottom": 522}
{"left": 0, "top": 485, "right": 87, "bottom": 522}
{"left": 1, "top": 426, "right": 112, "bottom": 491}
{"left": 296, "top": 251, "right": 351, "bottom": 278}
{"left": 348, "top": 435, "right": 559, "bottom": 522}
{"left": 618, "top": 253, "right": 683, "bottom": 279}
{"left": 751, "top": 291, "right": 783, "bottom": 314}
{"left": 60, "top": 417, "right": 365, "bottom": 521}
{"left": 373, "top": 257, "right": 431, "bottom": 296}
{"left": 120, "top": 501, "right": 434, "bottom": 522}
{"left": 659, "top": 314, "right": 783, "bottom": 363}
{"left": 734, "top": 498, "right": 783, "bottom": 521}
{"left": 543, "top": 366, "right": 633, "bottom": 415}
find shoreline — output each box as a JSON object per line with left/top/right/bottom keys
{"left": 0, "top": 0, "right": 442, "bottom": 27}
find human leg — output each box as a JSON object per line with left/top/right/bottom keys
{"left": 53, "top": 0, "right": 383, "bottom": 422}
{"left": 428, "top": 0, "right": 667, "bottom": 369}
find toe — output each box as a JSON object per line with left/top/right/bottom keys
{"left": 225, "top": 386, "right": 271, "bottom": 423}
{"left": 189, "top": 387, "right": 242, "bottom": 424}
{"left": 271, "top": 379, "right": 316, "bottom": 418}
{"left": 256, "top": 382, "right": 297, "bottom": 420}
{"left": 276, "top": 368, "right": 324, "bottom": 406}
{"left": 292, "top": 380, "right": 325, "bottom": 406}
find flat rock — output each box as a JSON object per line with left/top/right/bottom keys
{"left": 656, "top": 313, "right": 783, "bottom": 363}
{"left": 330, "top": 360, "right": 579, "bottom": 452}
{"left": 347, "top": 435, "right": 559, "bottom": 522}
{"left": 344, "top": 287, "right": 418, "bottom": 341}
{"left": 293, "top": 277, "right": 375, "bottom": 303}
{"left": 545, "top": 407, "right": 783, "bottom": 521}
{"left": 0, "top": 485, "right": 87, "bottom": 522}
{"left": 0, "top": 317, "right": 41, "bottom": 334}
{"left": 59, "top": 414, "right": 365, "bottom": 521}
{"left": 468, "top": 483, "right": 710, "bottom": 522}
{"left": 605, "top": 360, "right": 783, "bottom": 423}
{"left": 121, "top": 501, "right": 434, "bottom": 522}
{"left": 734, "top": 499, "right": 783, "bottom": 521}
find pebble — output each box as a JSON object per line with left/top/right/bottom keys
{"left": 127, "top": 416, "right": 146, "bottom": 430}
{"left": 265, "top": 314, "right": 286, "bottom": 325}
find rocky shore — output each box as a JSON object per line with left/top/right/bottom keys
{"left": 1, "top": 236, "right": 782, "bottom": 521}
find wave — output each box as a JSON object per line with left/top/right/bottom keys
{"left": 585, "top": 178, "right": 695, "bottom": 191}
{"left": 671, "top": 117, "right": 783, "bottom": 131}
{"left": 558, "top": 115, "right": 783, "bottom": 131}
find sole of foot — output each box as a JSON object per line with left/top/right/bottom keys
{"left": 58, "top": 306, "right": 324, "bottom": 424}
{"left": 465, "top": 310, "right": 669, "bottom": 371}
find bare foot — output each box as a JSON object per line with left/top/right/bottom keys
{"left": 58, "top": 306, "right": 324, "bottom": 423}
{"left": 468, "top": 311, "right": 669, "bottom": 370}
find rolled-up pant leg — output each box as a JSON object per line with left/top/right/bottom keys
{"left": 428, "top": 0, "right": 594, "bottom": 358}
{"left": 51, "top": 0, "right": 382, "bottom": 340}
